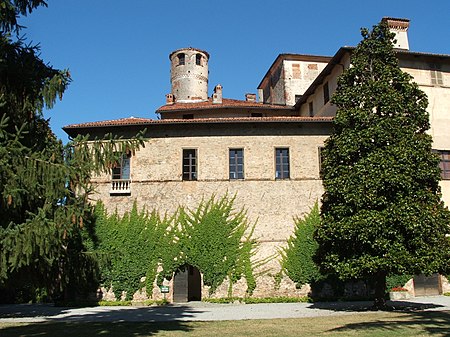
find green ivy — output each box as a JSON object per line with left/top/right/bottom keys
{"left": 281, "top": 201, "right": 323, "bottom": 287}
{"left": 175, "top": 194, "right": 257, "bottom": 295}
{"left": 93, "top": 194, "right": 257, "bottom": 299}
{"left": 386, "top": 274, "right": 413, "bottom": 291}
{"left": 93, "top": 201, "right": 171, "bottom": 300}
{"left": 203, "top": 296, "right": 311, "bottom": 304}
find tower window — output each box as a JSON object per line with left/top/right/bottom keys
{"left": 196, "top": 54, "right": 202, "bottom": 66}
{"left": 178, "top": 53, "right": 185, "bottom": 65}
{"left": 309, "top": 102, "right": 314, "bottom": 117}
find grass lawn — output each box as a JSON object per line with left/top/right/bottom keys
{"left": 0, "top": 310, "right": 449, "bottom": 336}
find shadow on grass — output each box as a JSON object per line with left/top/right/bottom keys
{"left": 0, "top": 304, "right": 203, "bottom": 336}
{"left": 309, "top": 299, "right": 445, "bottom": 312}
{"left": 0, "top": 320, "right": 195, "bottom": 337}
{"left": 329, "top": 310, "right": 450, "bottom": 337}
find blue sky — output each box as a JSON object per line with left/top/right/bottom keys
{"left": 20, "top": 0, "right": 450, "bottom": 142}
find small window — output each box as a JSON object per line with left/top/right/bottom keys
{"left": 112, "top": 153, "right": 131, "bottom": 180}
{"left": 183, "top": 114, "right": 194, "bottom": 119}
{"left": 178, "top": 53, "right": 185, "bottom": 65}
{"left": 318, "top": 147, "right": 324, "bottom": 175}
{"left": 196, "top": 54, "right": 202, "bottom": 66}
{"left": 308, "top": 102, "right": 314, "bottom": 117}
{"left": 229, "top": 149, "right": 244, "bottom": 179}
{"left": 323, "top": 82, "right": 330, "bottom": 104}
{"left": 182, "top": 149, "right": 197, "bottom": 181}
{"left": 275, "top": 148, "right": 290, "bottom": 179}
{"left": 430, "top": 64, "right": 443, "bottom": 85}
{"left": 435, "top": 150, "right": 450, "bottom": 180}
{"left": 251, "top": 112, "right": 263, "bottom": 117}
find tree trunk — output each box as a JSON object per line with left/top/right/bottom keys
{"left": 373, "top": 271, "right": 387, "bottom": 310}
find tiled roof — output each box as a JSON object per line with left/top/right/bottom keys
{"left": 156, "top": 98, "right": 293, "bottom": 112}
{"left": 63, "top": 117, "right": 154, "bottom": 129}
{"left": 63, "top": 116, "right": 333, "bottom": 130}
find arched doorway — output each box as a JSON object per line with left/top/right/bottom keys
{"left": 173, "top": 265, "right": 201, "bottom": 302}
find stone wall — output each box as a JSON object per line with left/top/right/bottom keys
{"left": 92, "top": 123, "right": 329, "bottom": 299}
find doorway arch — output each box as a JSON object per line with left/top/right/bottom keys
{"left": 173, "top": 264, "right": 202, "bottom": 302}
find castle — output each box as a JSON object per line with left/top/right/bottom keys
{"left": 64, "top": 18, "right": 450, "bottom": 301}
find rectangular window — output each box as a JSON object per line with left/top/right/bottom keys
{"left": 112, "top": 153, "right": 131, "bottom": 180}
{"left": 323, "top": 82, "right": 330, "bottom": 104}
{"left": 309, "top": 102, "right": 314, "bottom": 117}
{"left": 251, "top": 112, "right": 263, "bottom": 117}
{"left": 183, "top": 114, "right": 194, "bottom": 119}
{"left": 435, "top": 150, "right": 450, "bottom": 180}
{"left": 275, "top": 148, "right": 290, "bottom": 179}
{"left": 178, "top": 53, "right": 185, "bottom": 66}
{"left": 196, "top": 54, "right": 202, "bottom": 66}
{"left": 182, "top": 149, "right": 197, "bottom": 181}
{"left": 318, "top": 147, "right": 324, "bottom": 175}
{"left": 111, "top": 153, "right": 131, "bottom": 195}
{"left": 229, "top": 149, "right": 244, "bottom": 179}
{"left": 430, "top": 64, "right": 443, "bottom": 85}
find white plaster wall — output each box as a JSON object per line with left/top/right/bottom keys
{"left": 283, "top": 60, "right": 328, "bottom": 106}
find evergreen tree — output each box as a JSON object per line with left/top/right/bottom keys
{"left": 315, "top": 21, "right": 450, "bottom": 308}
{"left": 0, "top": 1, "right": 143, "bottom": 302}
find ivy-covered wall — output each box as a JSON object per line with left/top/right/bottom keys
{"left": 281, "top": 201, "right": 322, "bottom": 287}
{"left": 92, "top": 194, "right": 256, "bottom": 300}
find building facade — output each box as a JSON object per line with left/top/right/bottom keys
{"left": 64, "top": 19, "right": 450, "bottom": 301}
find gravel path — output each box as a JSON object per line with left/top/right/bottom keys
{"left": 0, "top": 296, "right": 449, "bottom": 323}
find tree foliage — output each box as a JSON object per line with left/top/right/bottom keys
{"left": 315, "top": 21, "right": 450, "bottom": 307}
{"left": 0, "top": 0, "right": 144, "bottom": 302}
{"left": 281, "top": 201, "right": 322, "bottom": 287}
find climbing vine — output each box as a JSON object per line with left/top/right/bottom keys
{"left": 93, "top": 194, "right": 258, "bottom": 299}
{"left": 281, "top": 201, "right": 323, "bottom": 287}
{"left": 176, "top": 194, "right": 257, "bottom": 295}
{"left": 93, "top": 201, "right": 171, "bottom": 300}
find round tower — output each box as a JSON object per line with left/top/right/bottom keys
{"left": 169, "top": 48, "right": 209, "bottom": 103}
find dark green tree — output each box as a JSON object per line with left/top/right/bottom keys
{"left": 315, "top": 21, "right": 450, "bottom": 308}
{"left": 0, "top": 1, "right": 143, "bottom": 302}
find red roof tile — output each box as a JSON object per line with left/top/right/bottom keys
{"left": 156, "top": 98, "right": 293, "bottom": 112}
{"left": 63, "top": 116, "right": 333, "bottom": 130}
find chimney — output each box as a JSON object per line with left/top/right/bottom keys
{"left": 382, "top": 17, "right": 410, "bottom": 50}
{"left": 212, "top": 84, "right": 223, "bottom": 104}
{"left": 245, "top": 93, "right": 256, "bottom": 102}
{"left": 166, "top": 93, "right": 175, "bottom": 105}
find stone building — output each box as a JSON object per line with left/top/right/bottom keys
{"left": 64, "top": 18, "right": 450, "bottom": 301}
